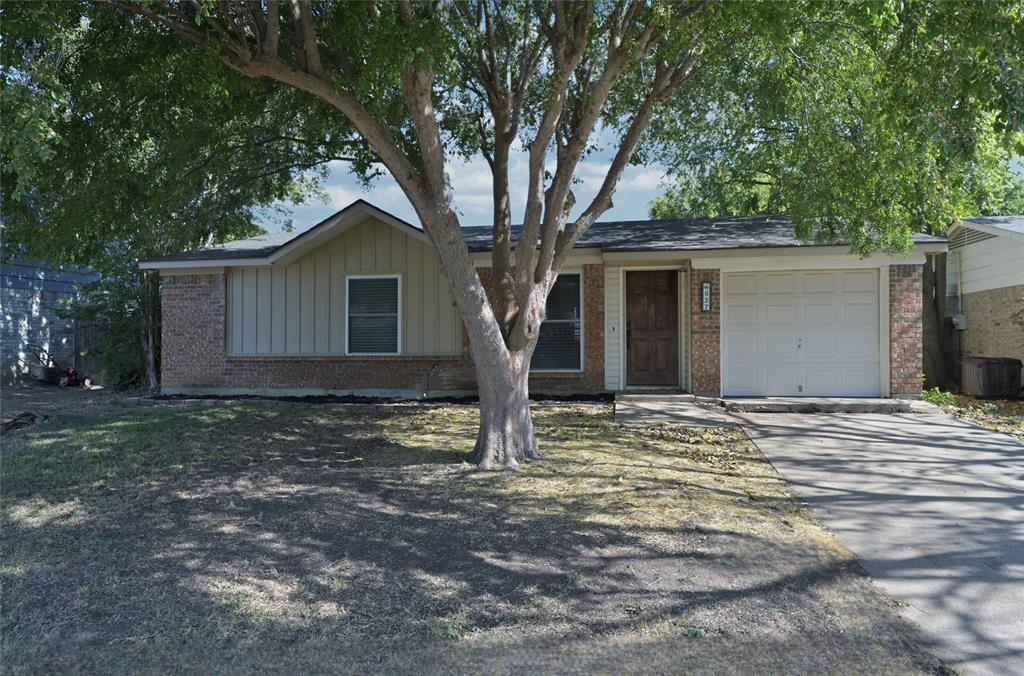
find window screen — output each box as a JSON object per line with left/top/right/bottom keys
{"left": 533, "top": 273, "right": 582, "bottom": 370}
{"left": 347, "top": 277, "right": 399, "bottom": 354}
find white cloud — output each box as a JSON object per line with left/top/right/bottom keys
{"left": 324, "top": 185, "right": 362, "bottom": 208}
{"left": 620, "top": 168, "right": 666, "bottom": 191}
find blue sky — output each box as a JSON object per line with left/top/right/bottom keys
{"left": 275, "top": 150, "right": 1024, "bottom": 235}
{"left": 275, "top": 144, "right": 668, "bottom": 233}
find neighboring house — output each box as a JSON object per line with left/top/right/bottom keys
{"left": 141, "top": 200, "right": 946, "bottom": 399}
{"left": 945, "top": 216, "right": 1024, "bottom": 379}
{"left": 0, "top": 259, "right": 97, "bottom": 382}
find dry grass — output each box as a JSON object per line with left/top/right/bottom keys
{"left": 2, "top": 396, "right": 946, "bottom": 674}
{"left": 943, "top": 395, "right": 1024, "bottom": 440}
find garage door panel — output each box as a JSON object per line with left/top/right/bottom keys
{"left": 803, "top": 272, "right": 835, "bottom": 294}
{"left": 804, "top": 366, "right": 840, "bottom": 392}
{"left": 764, "top": 335, "right": 799, "bottom": 359}
{"left": 844, "top": 270, "right": 877, "bottom": 293}
{"left": 726, "top": 304, "right": 758, "bottom": 326}
{"left": 845, "top": 367, "right": 881, "bottom": 391}
{"left": 729, "top": 274, "right": 758, "bottom": 295}
{"left": 765, "top": 273, "right": 797, "bottom": 294}
{"left": 842, "top": 332, "right": 880, "bottom": 358}
{"left": 764, "top": 304, "right": 797, "bottom": 324}
{"left": 765, "top": 367, "right": 800, "bottom": 394}
{"left": 803, "top": 335, "right": 839, "bottom": 358}
{"left": 843, "top": 302, "right": 876, "bottom": 324}
{"left": 723, "top": 270, "right": 881, "bottom": 397}
{"left": 805, "top": 303, "right": 837, "bottom": 326}
{"left": 724, "top": 366, "right": 760, "bottom": 392}
{"left": 725, "top": 334, "right": 758, "bottom": 359}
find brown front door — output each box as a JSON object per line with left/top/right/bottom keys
{"left": 626, "top": 270, "right": 679, "bottom": 386}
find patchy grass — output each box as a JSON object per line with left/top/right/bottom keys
{"left": 2, "top": 400, "right": 945, "bottom": 674}
{"left": 944, "top": 395, "right": 1024, "bottom": 440}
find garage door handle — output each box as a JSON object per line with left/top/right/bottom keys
{"left": 797, "top": 338, "right": 803, "bottom": 349}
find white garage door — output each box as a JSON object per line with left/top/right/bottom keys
{"left": 722, "top": 270, "right": 881, "bottom": 396}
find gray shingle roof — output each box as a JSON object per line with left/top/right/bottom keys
{"left": 960, "top": 215, "right": 1024, "bottom": 237}
{"left": 461, "top": 215, "right": 946, "bottom": 252}
{"left": 143, "top": 206, "right": 946, "bottom": 264}
{"left": 142, "top": 232, "right": 295, "bottom": 263}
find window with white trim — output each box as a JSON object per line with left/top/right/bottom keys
{"left": 533, "top": 273, "right": 582, "bottom": 371}
{"left": 346, "top": 275, "right": 400, "bottom": 354}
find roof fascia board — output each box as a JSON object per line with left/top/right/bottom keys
{"left": 140, "top": 258, "right": 268, "bottom": 270}
{"left": 692, "top": 252, "right": 927, "bottom": 272}
{"left": 157, "top": 266, "right": 227, "bottom": 275}
{"left": 606, "top": 242, "right": 944, "bottom": 261}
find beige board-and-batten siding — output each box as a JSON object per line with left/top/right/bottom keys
{"left": 226, "top": 217, "right": 462, "bottom": 356}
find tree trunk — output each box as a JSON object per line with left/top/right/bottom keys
{"left": 922, "top": 254, "right": 954, "bottom": 390}
{"left": 141, "top": 270, "right": 160, "bottom": 392}
{"left": 471, "top": 347, "right": 540, "bottom": 471}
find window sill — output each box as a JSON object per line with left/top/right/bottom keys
{"left": 225, "top": 354, "right": 463, "bottom": 362}
{"left": 530, "top": 370, "right": 586, "bottom": 378}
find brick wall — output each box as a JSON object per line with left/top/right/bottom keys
{"left": 689, "top": 268, "right": 721, "bottom": 395}
{"left": 959, "top": 284, "right": 1024, "bottom": 364}
{"left": 889, "top": 264, "right": 923, "bottom": 397}
{"left": 160, "top": 266, "right": 604, "bottom": 396}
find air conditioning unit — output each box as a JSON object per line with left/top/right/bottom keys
{"left": 961, "top": 357, "right": 1023, "bottom": 398}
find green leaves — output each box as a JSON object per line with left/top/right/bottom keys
{"left": 648, "top": 0, "right": 1024, "bottom": 252}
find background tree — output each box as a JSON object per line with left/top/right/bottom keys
{"left": 2, "top": 5, "right": 359, "bottom": 387}
{"left": 3, "top": 1, "right": 1022, "bottom": 467}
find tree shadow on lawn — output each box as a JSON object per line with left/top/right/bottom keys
{"left": 2, "top": 405, "right": 948, "bottom": 674}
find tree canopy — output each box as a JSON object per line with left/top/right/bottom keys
{"left": 644, "top": 2, "right": 1024, "bottom": 242}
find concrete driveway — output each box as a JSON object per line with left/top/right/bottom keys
{"left": 737, "top": 410, "right": 1024, "bottom": 675}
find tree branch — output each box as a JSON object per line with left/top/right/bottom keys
{"left": 290, "top": 0, "right": 323, "bottom": 76}
{"left": 262, "top": 0, "right": 279, "bottom": 57}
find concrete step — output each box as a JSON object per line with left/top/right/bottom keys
{"left": 616, "top": 393, "right": 695, "bottom": 403}
{"left": 720, "top": 397, "right": 914, "bottom": 414}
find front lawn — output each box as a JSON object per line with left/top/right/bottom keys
{"left": 2, "top": 401, "right": 944, "bottom": 673}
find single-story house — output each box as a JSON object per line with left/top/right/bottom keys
{"left": 945, "top": 216, "right": 1024, "bottom": 381}
{"left": 141, "top": 200, "right": 946, "bottom": 399}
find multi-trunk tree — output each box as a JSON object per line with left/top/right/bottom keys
{"left": 4, "top": 1, "right": 1021, "bottom": 468}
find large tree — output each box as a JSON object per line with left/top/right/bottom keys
{"left": 4, "top": 1, "right": 1022, "bottom": 468}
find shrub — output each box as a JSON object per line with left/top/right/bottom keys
{"left": 921, "top": 387, "right": 956, "bottom": 407}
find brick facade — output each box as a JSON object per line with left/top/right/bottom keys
{"left": 689, "top": 268, "right": 721, "bottom": 395}
{"left": 957, "top": 284, "right": 1024, "bottom": 364}
{"left": 160, "top": 266, "right": 604, "bottom": 396}
{"left": 889, "top": 264, "right": 923, "bottom": 397}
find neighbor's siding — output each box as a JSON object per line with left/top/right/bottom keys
{"left": 0, "top": 261, "right": 96, "bottom": 383}
{"left": 946, "top": 228, "right": 1024, "bottom": 296}
{"left": 226, "top": 218, "right": 462, "bottom": 356}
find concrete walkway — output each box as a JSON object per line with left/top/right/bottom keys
{"left": 614, "top": 394, "right": 737, "bottom": 427}
{"left": 736, "top": 410, "right": 1024, "bottom": 675}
